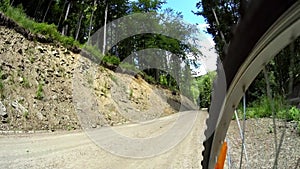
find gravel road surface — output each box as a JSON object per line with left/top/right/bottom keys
{"left": 0, "top": 111, "right": 208, "bottom": 169}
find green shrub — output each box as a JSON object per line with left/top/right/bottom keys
{"left": 239, "top": 94, "right": 300, "bottom": 124}
{"left": 144, "top": 74, "right": 156, "bottom": 84}
{"left": 102, "top": 55, "right": 120, "bottom": 65}
{"left": 3, "top": 6, "right": 80, "bottom": 48}
{"left": 59, "top": 36, "right": 79, "bottom": 47}
{"left": 129, "top": 88, "right": 133, "bottom": 100}
{"left": 195, "top": 73, "right": 214, "bottom": 108}
{"left": 23, "top": 111, "right": 29, "bottom": 119}
{"left": 84, "top": 45, "right": 103, "bottom": 60}
{"left": 119, "top": 62, "right": 138, "bottom": 72}
{"left": 36, "top": 82, "right": 43, "bottom": 100}
{"left": 288, "top": 106, "right": 300, "bottom": 121}
{"left": 244, "top": 95, "right": 287, "bottom": 118}
{"left": 249, "top": 96, "right": 272, "bottom": 118}
{"left": 246, "top": 108, "right": 260, "bottom": 118}
{"left": 109, "top": 74, "right": 118, "bottom": 84}
{"left": 159, "top": 75, "right": 168, "bottom": 86}
{"left": 0, "top": 0, "right": 10, "bottom": 12}
{"left": 0, "top": 80, "right": 3, "bottom": 92}
{"left": 22, "top": 76, "right": 30, "bottom": 88}
{"left": 0, "top": 69, "right": 4, "bottom": 98}
{"left": 33, "top": 23, "right": 57, "bottom": 35}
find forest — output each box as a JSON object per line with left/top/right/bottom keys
{"left": 0, "top": 0, "right": 299, "bottom": 126}
{"left": 0, "top": 0, "right": 203, "bottom": 101}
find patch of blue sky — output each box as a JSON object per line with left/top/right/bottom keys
{"left": 128, "top": 0, "right": 217, "bottom": 74}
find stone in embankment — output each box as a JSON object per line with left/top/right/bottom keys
{"left": 0, "top": 101, "right": 7, "bottom": 118}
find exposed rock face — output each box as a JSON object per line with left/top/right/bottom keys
{"left": 0, "top": 25, "right": 196, "bottom": 132}
{"left": 0, "top": 101, "right": 8, "bottom": 124}
{"left": 73, "top": 55, "right": 198, "bottom": 129}
{"left": 0, "top": 26, "right": 80, "bottom": 131}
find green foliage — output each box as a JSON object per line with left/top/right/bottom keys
{"left": 144, "top": 74, "right": 156, "bottom": 84}
{"left": 286, "top": 106, "right": 300, "bottom": 122}
{"left": 102, "top": 55, "right": 120, "bottom": 65}
{"left": 84, "top": 45, "right": 103, "bottom": 60}
{"left": 32, "top": 22, "right": 57, "bottom": 37}
{"left": 196, "top": 0, "right": 300, "bottom": 104}
{"left": 192, "top": 72, "right": 215, "bottom": 108}
{"left": 194, "top": 0, "right": 240, "bottom": 61}
{"left": 119, "top": 62, "right": 138, "bottom": 72}
{"left": 159, "top": 75, "right": 168, "bottom": 86}
{"left": 268, "top": 126, "right": 273, "bottom": 134}
{"left": 29, "top": 56, "right": 35, "bottom": 64}
{"left": 21, "top": 76, "right": 30, "bottom": 88}
{"left": 131, "top": 0, "right": 165, "bottom": 12}
{"left": 2, "top": 1, "right": 201, "bottom": 95}
{"left": 0, "top": 69, "right": 4, "bottom": 99}
{"left": 0, "top": 0, "right": 10, "bottom": 12}
{"left": 240, "top": 95, "right": 300, "bottom": 125}
{"left": 23, "top": 111, "right": 29, "bottom": 119}
{"left": 66, "top": 125, "right": 75, "bottom": 131}
{"left": 0, "top": 80, "right": 3, "bottom": 93}
{"left": 109, "top": 74, "right": 118, "bottom": 84}
{"left": 84, "top": 45, "right": 120, "bottom": 65}
{"left": 58, "top": 36, "right": 80, "bottom": 47}
{"left": 241, "top": 95, "right": 286, "bottom": 118}
{"left": 129, "top": 88, "right": 133, "bottom": 100}
{"left": 36, "top": 82, "right": 44, "bottom": 100}
{"left": 3, "top": 6, "right": 80, "bottom": 48}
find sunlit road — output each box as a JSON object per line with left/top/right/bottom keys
{"left": 0, "top": 111, "right": 208, "bottom": 169}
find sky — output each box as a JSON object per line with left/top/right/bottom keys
{"left": 129, "top": 0, "right": 218, "bottom": 73}
{"left": 161, "top": 1, "right": 217, "bottom": 72}
{"left": 162, "top": 0, "right": 205, "bottom": 25}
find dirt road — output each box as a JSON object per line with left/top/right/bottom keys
{"left": 0, "top": 111, "right": 208, "bottom": 169}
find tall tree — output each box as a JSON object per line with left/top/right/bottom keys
{"left": 102, "top": 0, "right": 108, "bottom": 55}
{"left": 193, "top": 0, "right": 240, "bottom": 61}
{"left": 75, "top": 1, "right": 85, "bottom": 41}
{"left": 61, "top": 0, "right": 72, "bottom": 35}
{"left": 87, "top": 0, "right": 97, "bottom": 42}
{"left": 195, "top": 0, "right": 300, "bottom": 103}
{"left": 42, "top": 0, "right": 53, "bottom": 22}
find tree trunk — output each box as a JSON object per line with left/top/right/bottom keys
{"left": 62, "top": 0, "right": 71, "bottom": 36}
{"left": 75, "top": 11, "right": 84, "bottom": 41}
{"left": 212, "top": 8, "right": 226, "bottom": 44}
{"left": 58, "top": 0, "right": 67, "bottom": 28}
{"left": 34, "top": 0, "right": 43, "bottom": 21}
{"left": 102, "top": 1, "right": 108, "bottom": 55}
{"left": 288, "top": 41, "right": 295, "bottom": 97}
{"left": 87, "top": 0, "right": 96, "bottom": 44}
{"left": 42, "top": 0, "right": 53, "bottom": 22}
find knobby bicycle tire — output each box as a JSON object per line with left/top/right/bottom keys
{"left": 202, "top": 0, "right": 299, "bottom": 168}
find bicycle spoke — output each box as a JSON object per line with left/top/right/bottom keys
{"left": 226, "top": 137, "right": 232, "bottom": 169}
{"left": 202, "top": 2, "right": 300, "bottom": 168}
{"left": 263, "top": 67, "right": 280, "bottom": 169}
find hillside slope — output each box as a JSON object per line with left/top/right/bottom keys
{"left": 0, "top": 26, "right": 196, "bottom": 132}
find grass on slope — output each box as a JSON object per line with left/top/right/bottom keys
{"left": 1, "top": 5, "right": 80, "bottom": 48}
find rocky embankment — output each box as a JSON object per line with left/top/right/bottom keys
{"left": 0, "top": 26, "right": 80, "bottom": 131}
{"left": 0, "top": 26, "right": 194, "bottom": 132}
